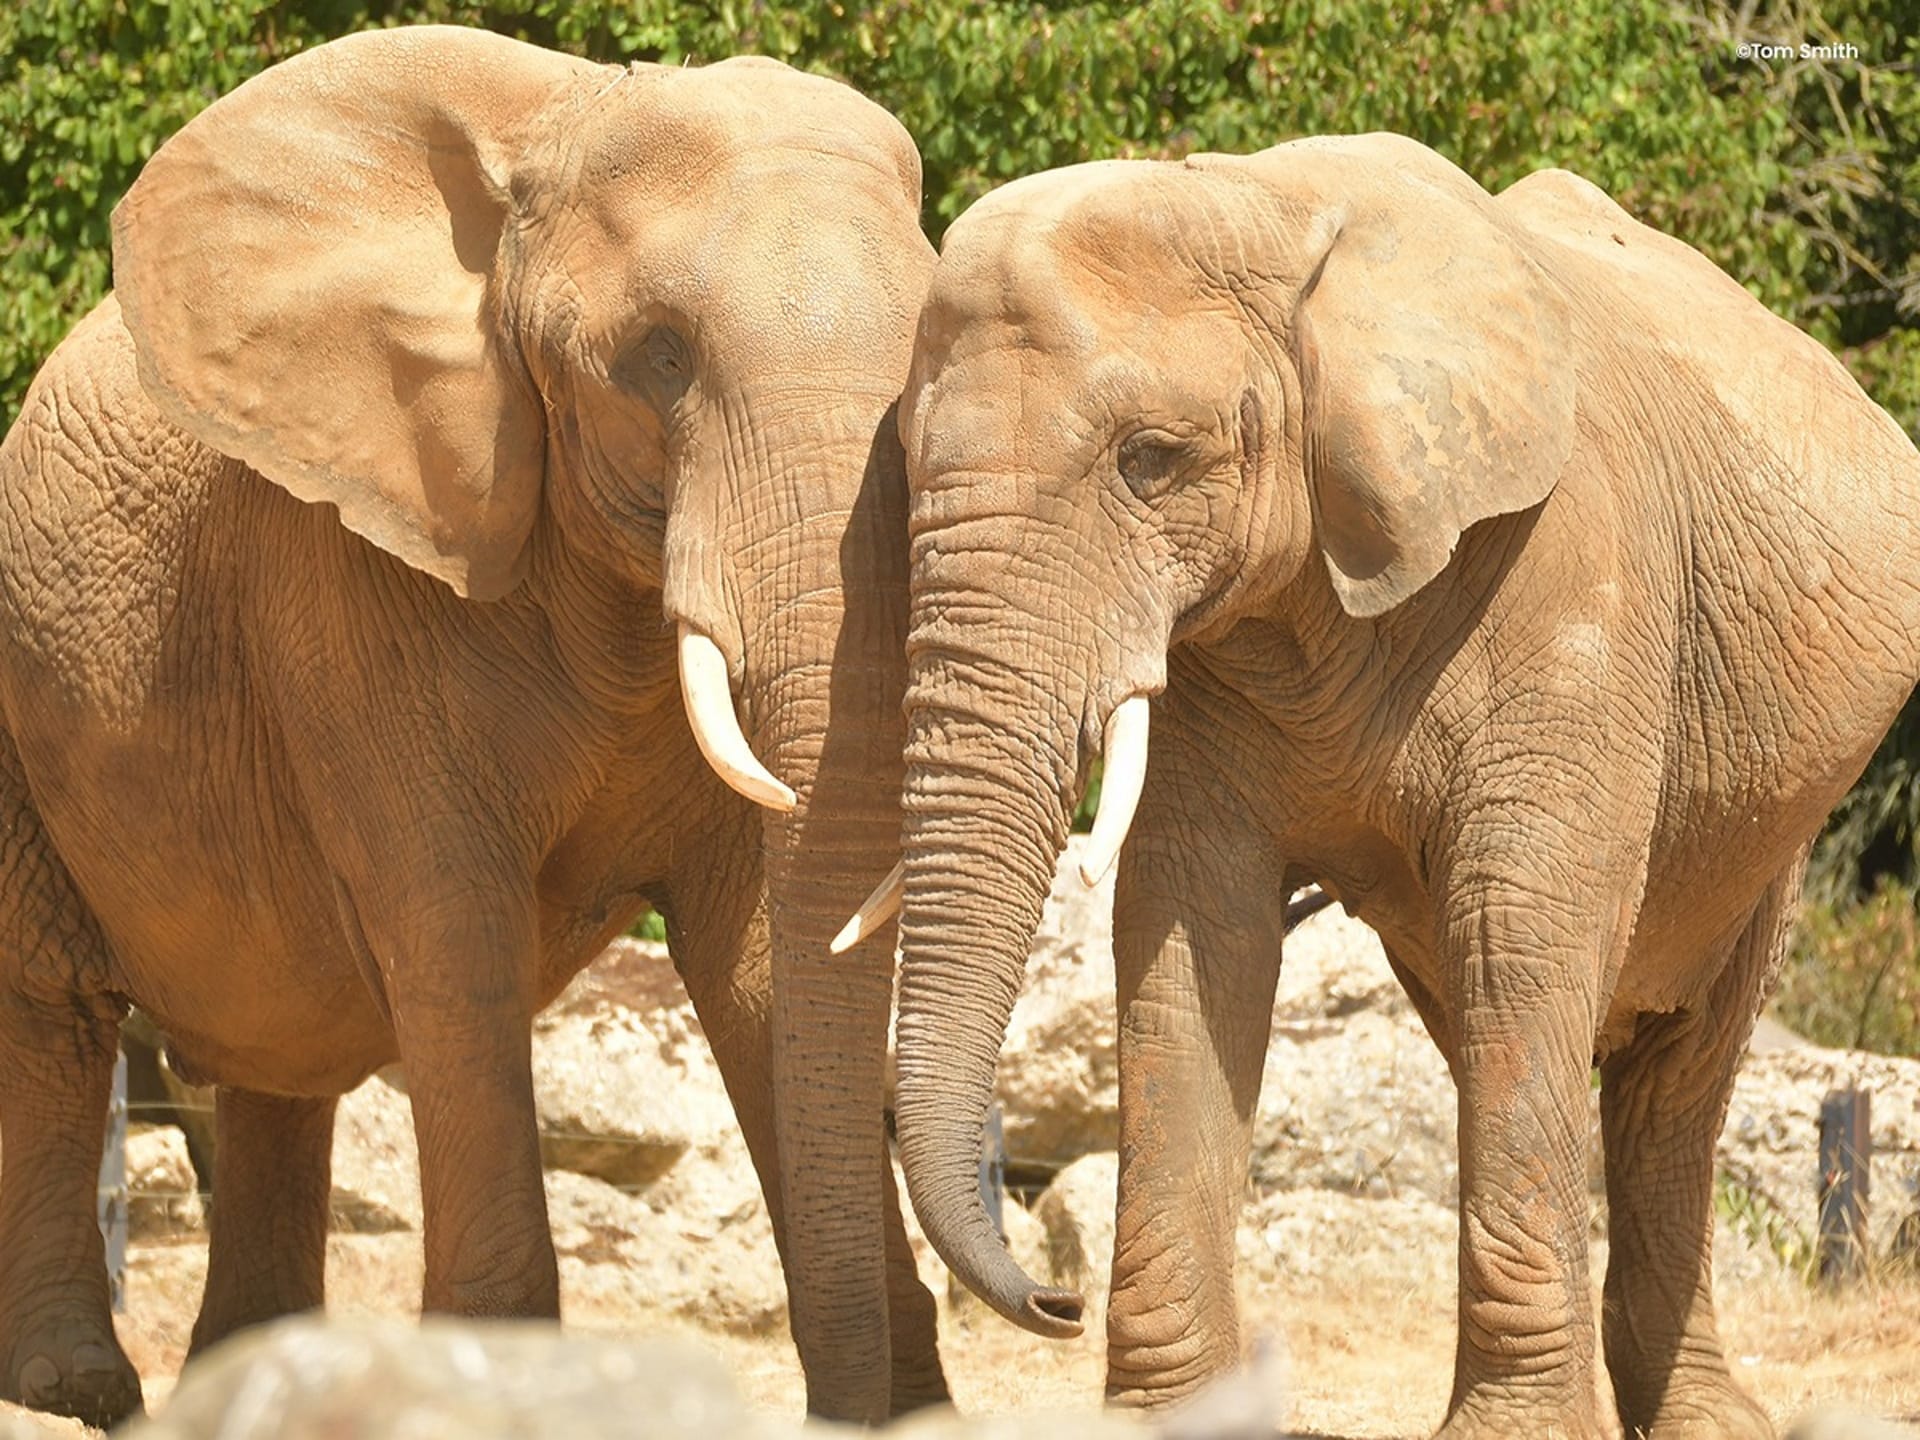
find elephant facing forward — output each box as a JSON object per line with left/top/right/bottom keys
{"left": 852, "top": 135, "right": 1920, "bottom": 1437}
{"left": 0, "top": 26, "right": 937, "bottom": 1427}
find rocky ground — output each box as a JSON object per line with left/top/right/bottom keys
{"left": 7, "top": 840, "right": 1919, "bottom": 1436}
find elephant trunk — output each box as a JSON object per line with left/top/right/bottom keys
{"left": 892, "top": 616, "right": 1091, "bottom": 1338}
{"left": 738, "top": 402, "right": 914, "bottom": 1420}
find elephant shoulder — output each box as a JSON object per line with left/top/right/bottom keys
{"left": 3, "top": 294, "right": 233, "bottom": 510}
{"left": 1495, "top": 169, "right": 1883, "bottom": 458}
{"left": 1491, "top": 168, "right": 1757, "bottom": 314}
{"left": 0, "top": 293, "right": 243, "bottom": 712}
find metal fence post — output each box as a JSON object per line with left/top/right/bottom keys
{"left": 97, "top": 1048, "right": 128, "bottom": 1313}
{"left": 1818, "top": 1087, "right": 1871, "bottom": 1284}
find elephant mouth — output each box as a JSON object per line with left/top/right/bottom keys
{"left": 675, "top": 622, "right": 796, "bottom": 813}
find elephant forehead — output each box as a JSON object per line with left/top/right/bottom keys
{"left": 569, "top": 63, "right": 917, "bottom": 215}
{"left": 555, "top": 151, "right": 925, "bottom": 360}
{"left": 909, "top": 336, "right": 1100, "bottom": 478}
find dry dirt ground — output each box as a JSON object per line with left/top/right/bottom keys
{"left": 95, "top": 1198, "right": 1920, "bottom": 1438}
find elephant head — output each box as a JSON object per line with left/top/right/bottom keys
{"left": 110, "top": 25, "right": 932, "bottom": 1415}
{"left": 855, "top": 135, "right": 1575, "bottom": 1331}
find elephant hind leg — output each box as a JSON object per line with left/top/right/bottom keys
{"left": 189, "top": 1087, "right": 337, "bottom": 1356}
{"left": 0, "top": 736, "right": 143, "bottom": 1427}
{"left": 1597, "top": 860, "right": 1801, "bottom": 1440}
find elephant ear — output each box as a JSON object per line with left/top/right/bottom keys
{"left": 1278, "top": 138, "right": 1576, "bottom": 618}
{"left": 111, "top": 26, "right": 600, "bottom": 600}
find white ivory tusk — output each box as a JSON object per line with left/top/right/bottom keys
{"left": 830, "top": 858, "right": 906, "bottom": 955}
{"left": 1078, "top": 694, "right": 1150, "bottom": 888}
{"left": 677, "top": 624, "right": 796, "bottom": 813}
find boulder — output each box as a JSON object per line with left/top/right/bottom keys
{"left": 992, "top": 861, "right": 1455, "bottom": 1199}
{"left": 1031, "top": 1152, "right": 1118, "bottom": 1302}
{"left": 1721, "top": 1043, "right": 1920, "bottom": 1261}
{"left": 330, "top": 1072, "right": 420, "bottom": 1234}
{"left": 0, "top": 1400, "right": 94, "bottom": 1439}
{"left": 1253, "top": 1001, "right": 1458, "bottom": 1204}
{"left": 994, "top": 841, "right": 1120, "bottom": 1174}
{"left": 1236, "top": 1187, "right": 1456, "bottom": 1291}
{"left": 1271, "top": 905, "right": 1411, "bottom": 1023}
{"left": 548, "top": 1158, "right": 786, "bottom": 1338}
{"left": 532, "top": 940, "right": 736, "bottom": 1190}
{"left": 114, "top": 1318, "right": 782, "bottom": 1440}
{"left": 126, "top": 1125, "right": 202, "bottom": 1238}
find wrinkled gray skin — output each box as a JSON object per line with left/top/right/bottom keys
{"left": 0, "top": 26, "right": 936, "bottom": 1428}
{"left": 887, "top": 134, "right": 1920, "bottom": 1438}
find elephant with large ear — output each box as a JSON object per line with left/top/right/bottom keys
{"left": 852, "top": 135, "right": 1920, "bottom": 1437}
{"left": 0, "top": 25, "right": 937, "bottom": 1428}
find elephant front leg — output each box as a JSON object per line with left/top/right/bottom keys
{"left": 365, "top": 886, "right": 556, "bottom": 1318}
{"left": 1435, "top": 837, "right": 1640, "bottom": 1439}
{"left": 0, "top": 742, "right": 143, "bottom": 1428}
{"left": 190, "top": 1088, "right": 338, "bottom": 1354}
{"left": 1106, "top": 699, "right": 1287, "bottom": 1408}
{"left": 0, "top": 990, "right": 144, "bottom": 1428}
{"left": 1596, "top": 863, "right": 1799, "bottom": 1440}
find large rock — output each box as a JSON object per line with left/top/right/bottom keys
{"left": 1031, "top": 1152, "right": 1118, "bottom": 1302}
{"left": 126, "top": 1126, "right": 202, "bottom": 1238}
{"left": 330, "top": 1071, "right": 420, "bottom": 1234}
{"left": 116, "top": 1319, "right": 779, "bottom": 1440}
{"left": 540, "top": 943, "right": 785, "bottom": 1334}
{"left": 115, "top": 1316, "right": 1163, "bottom": 1440}
{"left": 533, "top": 940, "right": 737, "bottom": 1189}
{"left": 994, "top": 841, "right": 1120, "bottom": 1173}
{"left": 549, "top": 1159, "right": 786, "bottom": 1338}
{"left": 323, "top": 942, "right": 788, "bottom": 1332}
{"left": 1254, "top": 1004, "right": 1458, "bottom": 1204}
{"left": 0, "top": 1400, "right": 93, "bottom": 1439}
{"left": 1721, "top": 1042, "right": 1920, "bottom": 1261}
{"left": 1236, "top": 1187, "right": 1456, "bottom": 1291}
{"left": 992, "top": 852, "right": 1455, "bottom": 1197}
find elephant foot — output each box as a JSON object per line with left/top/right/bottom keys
{"left": 1435, "top": 1391, "right": 1611, "bottom": 1440}
{"left": 1621, "top": 1376, "right": 1774, "bottom": 1440}
{"left": 887, "top": 1363, "right": 952, "bottom": 1418}
{"left": 2, "top": 1316, "right": 144, "bottom": 1429}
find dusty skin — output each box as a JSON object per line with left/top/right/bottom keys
{"left": 0, "top": 23, "right": 938, "bottom": 1428}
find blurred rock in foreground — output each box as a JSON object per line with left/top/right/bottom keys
{"left": 115, "top": 1318, "right": 1155, "bottom": 1439}
{"left": 0, "top": 1400, "right": 91, "bottom": 1438}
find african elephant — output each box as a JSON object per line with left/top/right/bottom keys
{"left": 0, "top": 25, "right": 937, "bottom": 1427}
{"left": 846, "top": 135, "right": 1920, "bottom": 1436}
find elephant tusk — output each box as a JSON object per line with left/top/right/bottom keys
{"left": 830, "top": 858, "right": 906, "bottom": 955}
{"left": 1078, "top": 693, "right": 1150, "bottom": 888}
{"left": 677, "top": 624, "right": 797, "bottom": 813}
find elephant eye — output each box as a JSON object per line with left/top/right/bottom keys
{"left": 1116, "top": 430, "right": 1188, "bottom": 500}
{"left": 612, "top": 324, "right": 694, "bottom": 412}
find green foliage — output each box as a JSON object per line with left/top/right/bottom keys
{"left": 1715, "top": 1161, "right": 1818, "bottom": 1277}
{"left": 1775, "top": 878, "right": 1920, "bottom": 1057}
{"left": 6, "top": 0, "right": 1918, "bottom": 437}
{"left": 629, "top": 908, "right": 668, "bottom": 942}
